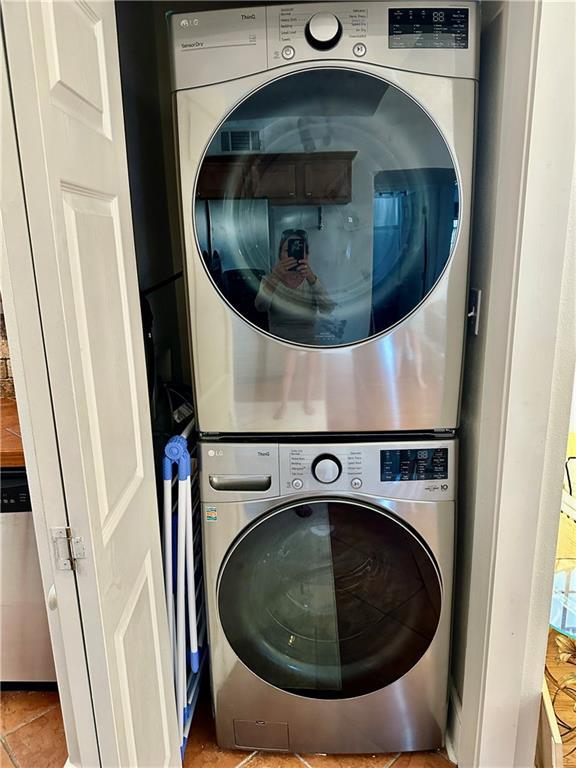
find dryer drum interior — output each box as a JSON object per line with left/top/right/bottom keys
{"left": 194, "top": 68, "right": 460, "bottom": 348}
{"left": 217, "top": 499, "right": 442, "bottom": 698}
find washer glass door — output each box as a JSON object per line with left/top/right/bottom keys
{"left": 194, "top": 68, "right": 459, "bottom": 347}
{"left": 217, "top": 500, "right": 442, "bottom": 698}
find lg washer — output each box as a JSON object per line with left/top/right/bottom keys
{"left": 200, "top": 438, "right": 456, "bottom": 754}
{"left": 170, "top": 3, "right": 478, "bottom": 435}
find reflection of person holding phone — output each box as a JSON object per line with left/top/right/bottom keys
{"left": 255, "top": 229, "right": 335, "bottom": 345}
{"left": 255, "top": 229, "right": 335, "bottom": 420}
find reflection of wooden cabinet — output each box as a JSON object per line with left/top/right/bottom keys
{"left": 251, "top": 159, "right": 297, "bottom": 201}
{"left": 196, "top": 159, "right": 251, "bottom": 199}
{"left": 196, "top": 152, "right": 356, "bottom": 204}
{"left": 303, "top": 157, "right": 353, "bottom": 204}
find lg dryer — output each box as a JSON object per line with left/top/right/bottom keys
{"left": 200, "top": 438, "right": 456, "bottom": 753}
{"left": 170, "top": 4, "right": 478, "bottom": 434}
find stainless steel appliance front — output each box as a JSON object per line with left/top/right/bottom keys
{"left": 171, "top": 3, "right": 478, "bottom": 434}
{"left": 200, "top": 439, "right": 455, "bottom": 753}
{"left": 1, "top": 469, "right": 56, "bottom": 682}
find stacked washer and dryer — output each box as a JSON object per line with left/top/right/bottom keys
{"left": 170, "top": 2, "right": 477, "bottom": 755}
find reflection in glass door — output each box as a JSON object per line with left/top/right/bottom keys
{"left": 218, "top": 500, "right": 442, "bottom": 698}
{"left": 194, "top": 69, "right": 459, "bottom": 348}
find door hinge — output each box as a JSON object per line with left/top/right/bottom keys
{"left": 51, "top": 527, "right": 86, "bottom": 571}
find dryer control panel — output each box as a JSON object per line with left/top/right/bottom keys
{"left": 199, "top": 440, "right": 456, "bottom": 502}
{"left": 169, "top": 2, "right": 479, "bottom": 91}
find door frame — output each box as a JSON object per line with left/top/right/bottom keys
{"left": 453, "top": 1, "right": 576, "bottom": 765}
{"left": 0, "top": 14, "right": 100, "bottom": 768}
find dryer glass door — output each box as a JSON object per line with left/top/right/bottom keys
{"left": 194, "top": 68, "right": 459, "bottom": 347}
{"left": 217, "top": 500, "right": 442, "bottom": 699}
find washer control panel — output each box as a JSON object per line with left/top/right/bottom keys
{"left": 199, "top": 441, "right": 456, "bottom": 502}
{"left": 279, "top": 440, "right": 456, "bottom": 501}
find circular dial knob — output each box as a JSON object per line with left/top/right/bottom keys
{"left": 312, "top": 454, "right": 342, "bottom": 484}
{"left": 305, "top": 12, "right": 343, "bottom": 51}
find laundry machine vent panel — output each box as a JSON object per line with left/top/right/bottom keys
{"left": 219, "top": 130, "right": 262, "bottom": 153}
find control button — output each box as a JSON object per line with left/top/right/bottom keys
{"left": 305, "top": 12, "right": 343, "bottom": 51}
{"left": 282, "top": 45, "right": 296, "bottom": 60}
{"left": 353, "top": 42, "right": 367, "bottom": 57}
{"left": 312, "top": 454, "right": 342, "bottom": 484}
{"left": 292, "top": 478, "right": 303, "bottom": 490}
{"left": 351, "top": 477, "right": 363, "bottom": 489}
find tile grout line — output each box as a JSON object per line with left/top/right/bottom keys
{"left": 1, "top": 702, "right": 61, "bottom": 737}
{"left": 235, "top": 749, "right": 406, "bottom": 768}
{"left": 234, "top": 749, "right": 258, "bottom": 767}
{"left": 0, "top": 736, "right": 20, "bottom": 768}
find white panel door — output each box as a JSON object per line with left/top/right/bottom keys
{"left": 2, "top": 2, "right": 180, "bottom": 765}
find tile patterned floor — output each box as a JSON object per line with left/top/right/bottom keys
{"left": 0, "top": 689, "right": 66, "bottom": 768}
{"left": 0, "top": 687, "right": 455, "bottom": 768}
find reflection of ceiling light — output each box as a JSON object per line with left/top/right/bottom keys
{"left": 311, "top": 524, "right": 334, "bottom": 537}
{"left": 341, "top": 208, "right": 361, "bottom": 232}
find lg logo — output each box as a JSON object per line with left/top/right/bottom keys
{"left": 425, "top": 483, "right": 449, "bottom": 493}
{"left": 208, "top": 449, "right": 223, "bottom": 457}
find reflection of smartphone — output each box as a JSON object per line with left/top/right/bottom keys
{"left": 287, "top": 237, "right": 306, "bottom": 270}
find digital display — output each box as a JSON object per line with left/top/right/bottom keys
{"left": 389, "top": 8, "right": 469, "bottom": 49}
{"left": 381, "top": 448, "right": 449, "bottom": 482}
